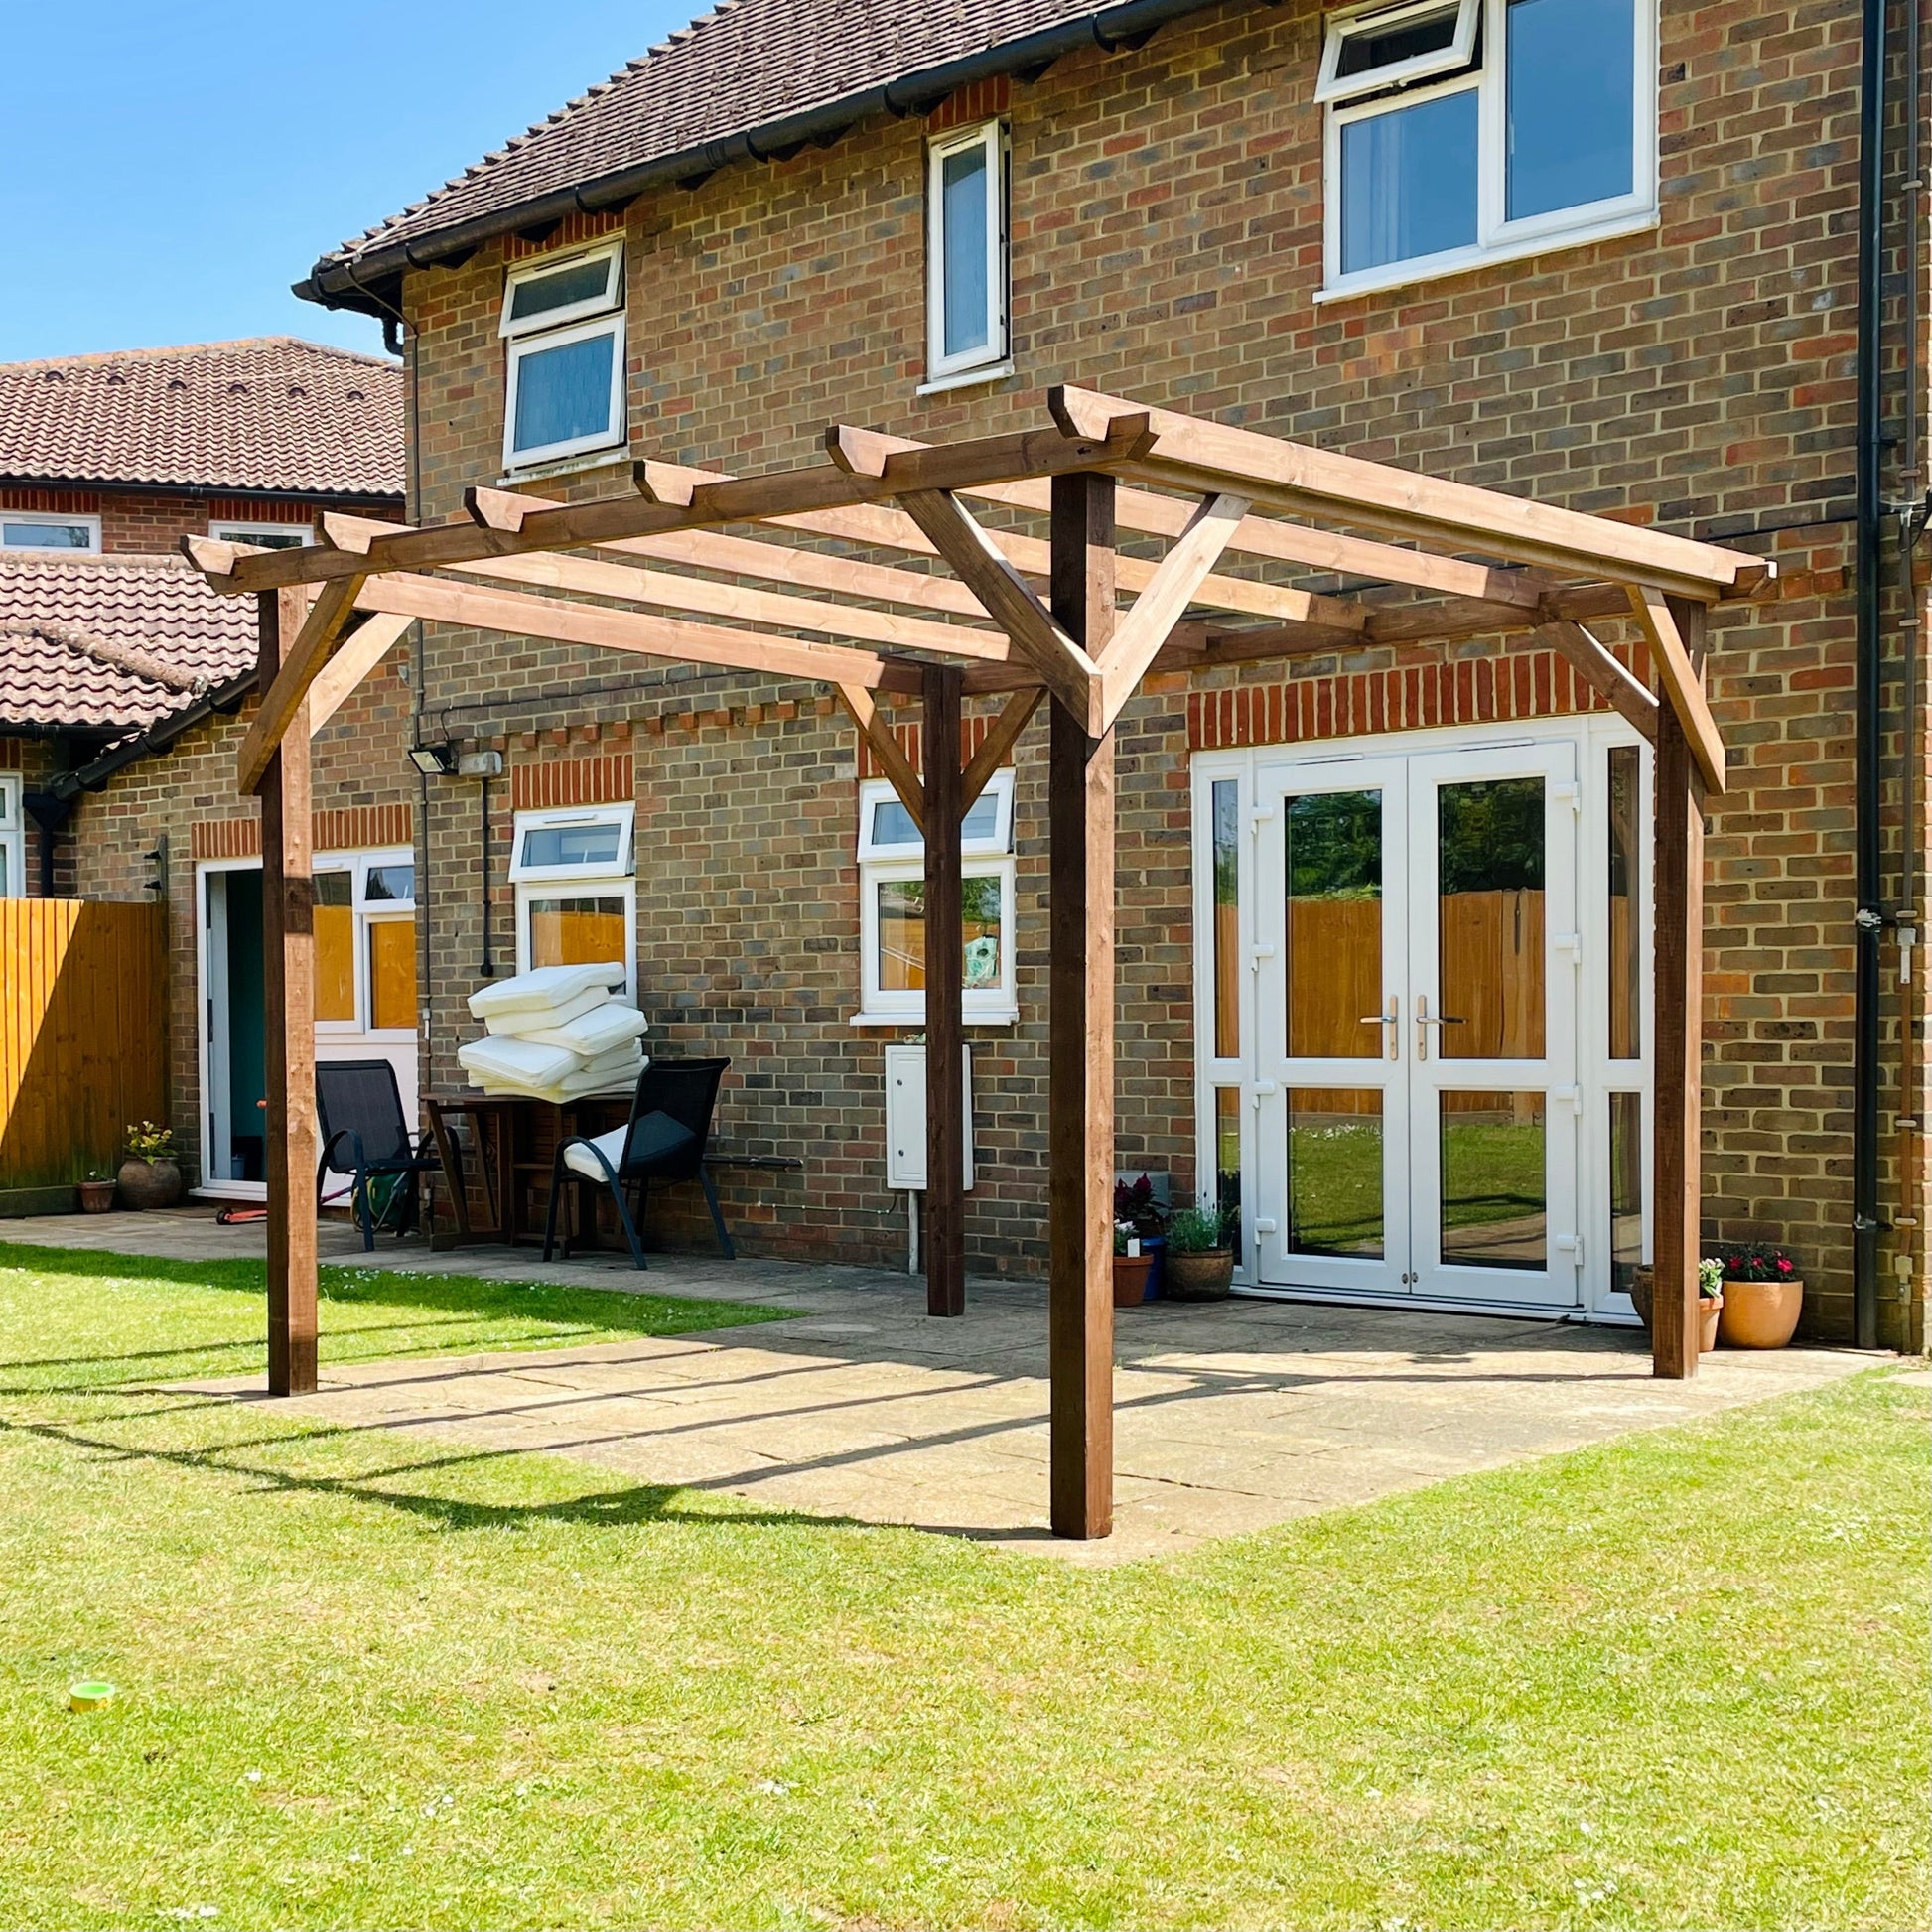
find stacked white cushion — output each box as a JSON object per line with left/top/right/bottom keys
{"left": 460, "top": 963, "right": 645, "bottom": 1103}
{"left": 468, "top": 963, "right": 623, "bottom": 1021}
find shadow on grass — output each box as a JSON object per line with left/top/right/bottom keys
{"left": 4, "top": 1408, "right": 871, "bottom": 1541}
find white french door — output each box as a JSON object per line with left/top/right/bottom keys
{"left": 1249, "top": 738, "right": 1582, "bottom": 1311}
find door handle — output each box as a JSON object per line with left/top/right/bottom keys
{"left": 1357, "top": 996, "right": 1400, "bottom": 1061}
{"left": 1414, "top": 995, "right": 1465, "bottom": 1060}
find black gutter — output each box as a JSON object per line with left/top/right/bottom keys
{"left": 44, "top": 673, "right": 258, "bottom": 803}
{"left": 296, "top": 0, "right": 1232, "bottom": 318}
{"left": 1852, "top": 0, "right": 1890, "bottom": 1350}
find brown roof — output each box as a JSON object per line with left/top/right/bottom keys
{"left": 0, "top": 554, "right": 257, "bottom": 738}
{"left": 306, "top": 0, "right": 1225, "bottom": 301}
{"left": 0, "top": 338, "right": 403, "bottom": 499}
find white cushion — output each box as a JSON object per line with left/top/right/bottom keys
{"left": 514, "top": 1001, "right": 647, "bottom": 1055}
{"left": 481, "top": 985, "right": 613, "bottom": 1037}
{"left": 476, "top": 1048, "right": 644, "bottom": 1105}
{"left": 457, "top": 1033, "right": 581, "bottom": 1089}
{"left": 467, "top": 963, "right": 623, "bottom": 1020}
{"left": 561, "top": 1125, "right": 628, "bottom": 1180}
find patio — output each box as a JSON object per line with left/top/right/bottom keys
{"left": 4, "top": 1209, "right": 1869, "bottom": 1564}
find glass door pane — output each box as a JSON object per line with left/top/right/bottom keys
{"left": 1408, "top": 744, "right": 1578, "bottom": 1308}
{"left": 1251, "top": 759, "right": 1411, "bottom": 1295}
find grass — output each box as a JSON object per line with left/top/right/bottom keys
{"left": 0, "top": 1243, "right": 1925, "bottom": 1928}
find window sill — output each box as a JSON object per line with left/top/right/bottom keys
{"left": 850, "top": 1008, "right": 1018, "bottom": 1030}
{"left": 496, "top": 446, "right": 632, "bottom": 487}
{"left": 1316, "top": 207, "right": 1658, "bottom": 305}
{"left": 915, "top": 359, "right": 1015, "bottom": 398}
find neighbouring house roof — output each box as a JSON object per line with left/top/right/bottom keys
{"left": 0, "top": 338, "right": 404, "bottom": 499}
{"left": 0, "top": 554, "right": 257, "bottom": 741}
{"left": 302, "top": 0, "right": 1230, "bottom": 311}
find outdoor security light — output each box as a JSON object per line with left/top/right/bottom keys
{"left": 408, "top": 743, "right": 457, "bottom": 776}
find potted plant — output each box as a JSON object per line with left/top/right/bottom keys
{"left": 1112, "top": 1220, "right": 1154, "bottom": 1309}
{"left": 1697, "top": 1257, "right": 1725, "bottom": 1353}
{"left": 77, "top": 1169, "right": 116, "bottom": 1214}
{"left": 1710, "top": 1240, "right": 1804, "bottom": 1349}
{"left": 1165, "top": 1204, "right": 1236, "bottom": 1302}
{"left": 1114, "top": 1174, "right": 1170, "bottom": 1299}
{"left": 117, "top": 1122, "right": 183, "bottom": 1211}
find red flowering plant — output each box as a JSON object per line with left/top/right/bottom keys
{"left": 1706, "top": 1241, "right": 1799, "bottom": 1285}
{"left": 1113, "top": 1174, "right": 1170, "bottom": 1240}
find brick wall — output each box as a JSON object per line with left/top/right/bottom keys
{"left": 385, "top": 0, "right": 1924, "bottom": 1337}
{"left": 0, "top": 486, "right": 399, "bottom": 556}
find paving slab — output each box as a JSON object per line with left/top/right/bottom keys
{"left": 11, "top": 1206, "right": 1884, "bottom": 1565}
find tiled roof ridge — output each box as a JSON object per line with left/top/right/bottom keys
{"left": 0, "top": 336, "right": 398, "bottom": 378}
{"left": 0, "top": 620, "right": 207, "bottom": 696}
{"left": 328, "top": 1, "right": 747, "bottom": 261}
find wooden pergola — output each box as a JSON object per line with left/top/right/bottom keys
{"left": 185, "top": 387, "right": 1767, "bottom": 1540}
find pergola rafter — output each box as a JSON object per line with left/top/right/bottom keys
{"left": 182, "top": 387, "right": 1769, "bottom": 1540}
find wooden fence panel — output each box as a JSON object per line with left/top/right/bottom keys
{"left": 0, "top": 900, "right": 169, "bottom": 1194}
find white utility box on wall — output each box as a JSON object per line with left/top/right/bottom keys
{"left": 884, "top": 1043, "right": 974, "bottom": 1191}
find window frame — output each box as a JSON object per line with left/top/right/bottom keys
{"left": 499, "top": 240, "right": 628, "bottom": 473}
{"left": 0, "top": 774, "right": 22, "bottom": 898}
{"left": 1319, "top": 0, "right": 1657, "bottom": 301}
{"left": 311, "top": 847, "right": 418, "bottom": 1037}
{"left": 1, "top": 510, "right": 101, "bottom": 555}
{"left": 1314, "top": 0, "right": 1481, "bottom": 103}
{"left": 924, "top": 119, "right": 1010, "bottom": 387}
{"left": 854, "top": 773, "right": 1018, "bottom": 1027}
{"left": 509, "top": 802, "right": 636, "bottom": 996}
{"left": 499, "top": 239, "right": 625, "bottom": 341}
{"left": 208, "top": 520, "right": 312, "bottom": 550}
{"left": 506, "top": 802, "right": 636, "bottom": 885}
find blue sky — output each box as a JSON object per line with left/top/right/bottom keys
{"left": 0, "top": 4, "right": 698, "bottom": 365}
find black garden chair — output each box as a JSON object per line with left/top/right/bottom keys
{"left": 542, "top": 1057, "right": 735, "bottom": 1270}
{"left": 315, "top": 1059, "right": 439, "bottom": 1251}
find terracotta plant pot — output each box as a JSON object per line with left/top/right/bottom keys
{"left": 1718, "top": 1276, "right": 1803, "bottom": 1348}
{"left": 117, "top": 1157, "right": 182, "bottom": 1211}
{"left": 77, "top": 1179, "right": 116, "bottom": 1213}
{"left": 1628, "top": 1265, "right": 1653, "bottom": 1332}
{"left": 1166, "top": 1248, "right": 1235, "bottom": 1301}
{"left": 1699, "top": 1293, "right": 1723, "bottom": 1354}
{"left": 1112, "top": 1253, "right": 1154, "bottom": 1309}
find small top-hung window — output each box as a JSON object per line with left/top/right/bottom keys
{"left": 1, "top": 511, "right": 100, "bottom": 553}
{"left": 500, "top": 239, "right": 626, "bottom": 471}
{"left": 1315, "top": 0, "right": 1479, "bottom": 101}
{"left": 507, "top": 803, "right": 635, "bottom": 883}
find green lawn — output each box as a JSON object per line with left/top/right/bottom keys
{"left": 0, "top": 1244, "right": 1925, "bottom": 1929}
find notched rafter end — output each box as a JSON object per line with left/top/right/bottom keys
{"left": 1045, "top": 384, "right": 1153, "bottom": 455}
{"left": 824, "top": 423, "right": 918, "bottom": 478}
{"left": 632, "top": 459, "right": 728, "bottom": 507}
{"left": 180, "top": 532, "right": 247, "bottom": 590}
{"left": 465, "top": 485, "right": 534, "bottom": 533}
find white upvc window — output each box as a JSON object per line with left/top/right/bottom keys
{"left": 0, "top": 776, "right": 23, "bottom": 898}
{"left": 1320, "top": 0, "right": 1656, "bottom": 299}
{"left": 312, "top": 848, "right": 419, "bottom": 1037}
{"left": 924, "top": 120, "right": 1009, "bottom": 389}
{"left": 856, "top": 771, "right": 1017, "bottom": 1026}
{"left": 1, "top": 510, "right": 100, "bottom": 554}
{"left": 509, "top": 802, "right": 636, "bottom": 995}
{"left": 209, "top": 520, "right": 312, "bottom": 550}
{"left": 500, "top": 238, "right": 627, "bottom": 471}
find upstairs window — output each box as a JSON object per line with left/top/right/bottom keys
{"left": 856, "top": 771, "right": 1017, "bottom": 1026}
{"left": 500, "top": 239, "right": 626, "bottom": 471}
{"left": 1321, "top": 0, "right": 1653, "bottom": 296}
{"left": 925, "top": 121, "right": 1009, "bottom": 388}
{"left": 209, "top": 520, "right": 311, "bottom": 551}
{"left": 2, "top": 511, "right": 100, "bottom": 554}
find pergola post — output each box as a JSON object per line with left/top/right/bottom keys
{"left": 1651, "top": 596, "right": 1708, "bottom": 1379}
{"left": 1047, "top": 473, "right": 1117, "bottom": 1539}
{"left": 922, "top": 662, "right": 966, "bottom": 1319}
{"left": 257, "top": 588, "right": 320, "bottom": 1394}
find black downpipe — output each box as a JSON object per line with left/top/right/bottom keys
{"left": 1853, "top": 0, "right": 1890, "bottom": 1350}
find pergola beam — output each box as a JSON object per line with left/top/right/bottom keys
{"left": 236, "top": 574, "right": 362, "bottom": 793}
{"left": 351, "top": 571, "right": 923, "bottom": 693}
{"left": 308, "top": 612, "right": 413, "bottom": 735}
{"left": 1052, "top": 386, "right": 1769, "bottom": 600}
{"left": 834, "top": 683, "right": 925, "bottom": 830}
{"left": 1626, "top": 584, "right": 1727, "bottom": 794}
{"left": 1533, "top": 620, "right": 1659, "bottom": 742}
